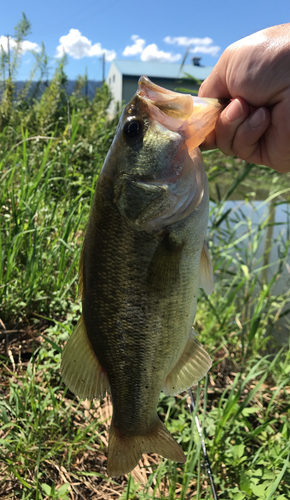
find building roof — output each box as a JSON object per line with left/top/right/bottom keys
{"left": 13, "top": 80, "right": 102, "bottom": 100}
{"left": 111, "top": 59, "right": 213, "bottom": 81}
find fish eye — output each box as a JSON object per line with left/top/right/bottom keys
{"left": 123, "top": 118, "right": 143, "bottom": 139}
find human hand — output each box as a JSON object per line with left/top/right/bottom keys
{"left": 198, "top": 24, "right": 290, "bottom": 173}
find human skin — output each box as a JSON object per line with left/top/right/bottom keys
{"left": 198, "top": 24, "right": 290, "bottom": 173}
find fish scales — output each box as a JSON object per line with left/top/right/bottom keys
{"left": 84, "top": 177, "right": 207, "bottom": 431}
{"left": 61, "top": 76, "right": 227, "bottom": 477}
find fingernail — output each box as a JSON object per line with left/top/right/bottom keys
{"left": 249, "top": 108, "right": 266, "bottom": 128}
{"left": 225, "top": 99, "right": 244, "bottom": 122}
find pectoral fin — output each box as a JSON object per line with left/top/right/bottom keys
{"left": 147, "top": 232, "right": 184, "bottom": 293}
{"left": 61, "top": 316, "right": 109, "bottom": 399}
{"left": 199, "top": 241, "right": 214, "bottom": 295}
{"left": 163, "top": 330, "right": 211, "bottom": 396}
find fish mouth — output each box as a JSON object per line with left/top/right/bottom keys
{"left": 115, "top": 77, "right": 228, "bottom": 232}
{"left": 137, "top": 75, "right": 228, "bottom": 152}
{"left": 122, "top": 76, "right": 226, "bottom": 231}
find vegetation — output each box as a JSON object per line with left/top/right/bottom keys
{"left": 1, "top": 14, "right": 290, "bottom": 500}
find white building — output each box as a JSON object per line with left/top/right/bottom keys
{"left": 106, "top": 58, "right": 214, "bottom": 116}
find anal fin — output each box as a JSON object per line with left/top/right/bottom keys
{"left": 61, "top": 315, "right": 109, "bottom": 399}
{"left": 163, "top": 330, "right": 211, "bottom": 396}
{"left": 107, "top": 417, "right": 186, "bottom": 477}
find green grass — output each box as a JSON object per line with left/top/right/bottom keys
{"left": 1, "top": 96, "right": 290, "bottom": 499}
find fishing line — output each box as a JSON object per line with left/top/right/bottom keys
{"left": 188, "top": 387, "right": 219, "bottom": 500}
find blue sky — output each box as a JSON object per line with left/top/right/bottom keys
{"left": 1, "top": 1, "right": 290, "bottom": 81}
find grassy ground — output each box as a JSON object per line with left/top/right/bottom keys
{"left": 1, "top": 98, "right": 290, "bottom": 499}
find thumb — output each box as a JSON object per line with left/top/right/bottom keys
{"left": 199, "top": 63, "right": 230, "bottom": 100}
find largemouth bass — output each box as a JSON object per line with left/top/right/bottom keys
{"left": 61, "top": 77, "right": 226, "bottom": 477}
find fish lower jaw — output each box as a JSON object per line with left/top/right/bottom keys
{"left": 121, "top": 154, "right": 207, "bottom": 232}
{"left": 119, "top": 178, "right": 206, "bottom": 232}
{"left": 139, "top": 187, "right": 205, "bottom": 231}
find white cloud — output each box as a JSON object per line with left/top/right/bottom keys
{"left": 123, "top": 35, "right": 145, "bottom": 56}
{"left": 141, "top": 44, "right": 181, "bottom": 63}
{"left": 164, "top": 35, "right": 220, "bottom": 58}
{"left": 0, "top": 35, "right": 41, "bottom": 53}
{"left": 122, "top": 35, "right": 181, "bottom": 62}
{"left": 56, "top": 29, "right": 116, "bottom": 61}
{"left": 164, "top": 36, "right": 213, "bottom": 47}
{"left": 190, "top": 45, "right": 220, "bottom": 57}
{"left": 21, "top": 40, "right": 41, "bottom": 53}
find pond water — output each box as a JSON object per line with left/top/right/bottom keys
{"left": 209, "top": 180, "right": 290, "bottom": 346}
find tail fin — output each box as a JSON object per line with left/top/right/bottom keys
{"left": 107, "top": 417, "right": 186, "bottom": 477}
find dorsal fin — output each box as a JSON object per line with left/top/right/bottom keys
{"left": 78, "top": 244, "right": 85, "bottom": 301}
{"left": 61, "top": 316, "right": 110, "bottom": 400}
